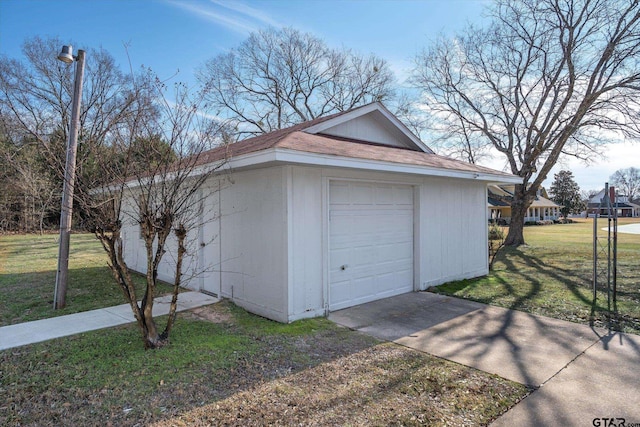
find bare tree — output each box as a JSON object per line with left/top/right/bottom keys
{"left": 85, "top": 78, "right": 229, "bottom": 349}
{"left": 198, "top": 27, "right": 395, "bottom": 138}
{"left": 1, "top": 36, "right": 228, "bottom": 347}
{"left": 610, "top": 167, "right": 640, "bottom": 202}
{"left": 0, "top": 36, "right": 139, "bottom": 227}
{"left": 6, "top": 145, "right": 58, "bottom": 233}
{"left": 411, "top": 0, "right": 640, "bottom": 245}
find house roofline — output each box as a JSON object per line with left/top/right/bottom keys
{"left": 217, "top": 147, "right": 522, "bottom": 183}
{"left": 100, "top": 143, "right": 521, "bottom": 194}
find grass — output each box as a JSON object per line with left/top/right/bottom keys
{"left": 0, "top": 233, "right": 529, "bottom": 426}
{"left": 436, "top": 218, "right": 640, "bottom": 334}
{"left": 1, "top": 301, "right": 529, "bottom": 426}
{"left": 0, "top": 233, "right": 173, "bottom": 326}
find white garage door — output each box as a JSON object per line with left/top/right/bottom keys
{"left": 329, "top": 181, "right": 414, "bottom": 311}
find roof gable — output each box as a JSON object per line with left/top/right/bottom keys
{"left": 303, "top": 103, "right": 433, "bottom": 153}
{"left": 192, "top": 102, "right": 520, "bottom": 183}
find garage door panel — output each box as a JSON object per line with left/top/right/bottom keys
{"left": 394, "top": 187, "right": 414, "bottom": 205}
{"left": 329, "top": 181, "right": 414, "bottom": 311}
{"left": 393, "top": 243, "right": 413, "bottom": 260}
{"left": 376, "top": 269, "right": 412, "bottom": 294}
{"left": 329, "top": 213, "right": 353, "bottom": 236}
{"left": 329, "top": 279, "right": 351, "bottom": 308}
{"left": 352, "top": 276, "right": 375, "bottom": 295}
{"left": 330, "top": 182, "right": 351, "bottom": 205}
{"left": 353, "top": 247, "right": 377, "bottom": 264}
{"left": 376, "top": 245, "right": 397, "bottom": 262}
{"left": 329, "top": 248, "right": 350, "bottom": 269}
{"left": 352, "top": 183, "right": 374, "bottom": 204}
{"left": 374, "top": 185, "right": 395, "bottom": 205}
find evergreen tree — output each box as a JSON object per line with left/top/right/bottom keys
{"left": 549, "top": 170, "right": 584, "bottom": 219}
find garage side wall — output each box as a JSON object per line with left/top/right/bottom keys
{"left": 419, "top": 177, "right": 488, "bottom": 287}
{"left": 219, "top": 166, "right": 289, "bottom": 322}
{"left": 121, "top": 194, "right": 143, "bottom": 274}
{"left": 288, "top": 166, "right": 325, "bottom": 321}
{"left": 120, "top": 168, "right": 289, "bottom": 323}
{"left": 119, "top": 187, "right": 218, "bottom": 291}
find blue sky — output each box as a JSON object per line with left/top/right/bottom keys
{"left": 1, "top": 0, "right": 638, "bottom": 192}
{"left": 0, "top": 0, "right": 484, "bottom": 87}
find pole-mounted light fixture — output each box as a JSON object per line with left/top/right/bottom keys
{"left": 57, "top": 45, "right": 74, "bottom": 64}
{"left": 54, "top": 45, "right": 86, "bottom": 310}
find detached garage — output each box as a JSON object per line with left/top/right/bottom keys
{"left": 122, "top": 102, "right": 520, "bottom": 323}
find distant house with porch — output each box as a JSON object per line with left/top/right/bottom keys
{"left": 586, "top": 190, "right": 640, "bottom": 217}
{"left": 489, "top": 185, "right": 562, "bottom": 224}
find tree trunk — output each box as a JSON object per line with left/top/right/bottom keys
{"left": 140, "top": 312, "right": 166, "bottom": 349}
{"left": 505, "top": 204, "right": 526, "bottom": 246}
{"left": 504, "top": 185, "right": 534, "bottom": 246}
{"left": 95, "top": 228, "right": 169, "bottom": 349}
{"left": 161, "top": 224, "right": 187, "bottom": 340}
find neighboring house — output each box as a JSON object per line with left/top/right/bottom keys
{"left": 488, "top": 185, "right": 562, "bottom": 224}
{"left": 587, "top": 190, "right": 640, "bottom": 217}
{"left": 122, "top": 102, "right": 520, "bottom": 323}
{"left": 488, "top": 185, "right": 514, "bottom": 222}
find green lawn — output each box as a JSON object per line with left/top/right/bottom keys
{"left": 7, "top": 222, "right": 636, "bottom": 424}
{"left": 1, "top": 301, "right": 528, "bottom": 426}
{"left": 437, "top": 218, "right": 640, "bottom": 334}
{"left": 0, "top": 233, "right": 173, "bottom": 326}
{"left": 0, "top": 233, "right": 529, "bottom": 426}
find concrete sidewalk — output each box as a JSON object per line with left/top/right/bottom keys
{"left": 329, "top": 292, "right": 640, "bottom": 425}
{"left": 0, "top": 291, "right": 218, "bottom": 351}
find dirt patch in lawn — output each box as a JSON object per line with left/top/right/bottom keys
{"left": 189, "top": 304, "right": 234, "bottom": 324}
{"left": 152, "top": 343, "right": 528, "bottom": 427}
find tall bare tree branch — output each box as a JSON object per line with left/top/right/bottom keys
{"left": 198, "top": 27, "right": 395, "bottom": 138}
{"left": 412, "top": 0, "right": 640, "bottom": 245}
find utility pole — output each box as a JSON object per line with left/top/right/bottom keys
{"left": 54, "top": 46, "right": 85, "bottom": 309}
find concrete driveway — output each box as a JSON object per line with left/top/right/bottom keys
{"left": 329, "top": 292, "right": 640, "bottom": 426}
{"left": 616, "top": 223, "right": 640, "bottom": 234}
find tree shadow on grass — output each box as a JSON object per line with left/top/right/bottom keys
{"left": 448, "top": 246, "right": 639, "bottom": 334}
{"left": 507, "top": 247, "right": 639, "bottom": 333}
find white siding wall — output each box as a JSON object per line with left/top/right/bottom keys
{"left": 120, "top": 188, "right": 215, "bottom": 290}
{"left": 121, "top": 195, "right": 142, "bottom": 273}
{"left": 198, "top": 182, "right": 222, "bottom": 296}
{"left": 122, "top": 164, "right": 489, "bottom": 323}
{"left": 219, "top": 167, "right": 289, "bottom": 322}
{"left": 120, "top": 169, "right": 289, "bottom": 322}
{"left": 419, "top": 178, "right": 488, "bottom": 287}
{"left": 288, "top": 166, "right": 324, "bottom": 320}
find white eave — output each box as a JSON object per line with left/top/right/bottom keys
{"left": 221, "top": 147, "right": 523, "bottom": 184}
